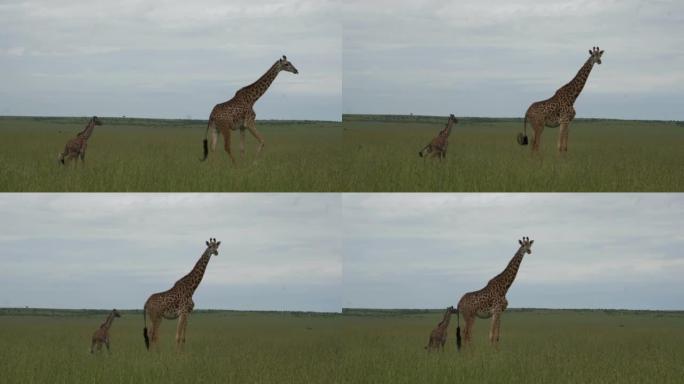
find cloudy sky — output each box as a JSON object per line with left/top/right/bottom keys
{"left": 343, "top": 0, "right": 684, "bottom": 120}
{"left": 0, "top": 194, "right": 341, "bottom": 312}
{"left": 0, "top": 0, "right": 341, "bottom": 120}
{"left": 343, "top": 194, "right": 684, "bottom": 310}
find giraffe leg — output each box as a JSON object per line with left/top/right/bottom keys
{"left": 105, "top": 337, "right": 111, "bottom": 352}
{"left": 489, "top": 311, "right": 502, "bottom": 347}
{"left": 559, "top": 122, "right": 570, "bottom": 152}
{"left": 244, "top": 119, "right": 265, "bottom": 158}
{"left": 176, "top": 313, "right": 188, "bottom": 349}
{"left": 531, "top": 121, "right": 544, "bottom": 152}
{"left": 221, "top": 127, "right": 236, "bottom": 166}
{"left": 239, "top": 128, "right": 246, "bottom": 159}
{"left": 210, "top": 124, "right": 219, "bottom": 153}
{"left": 90, "top": 339, "right": 96, "bottom": 354}
{"left": 463, "top": 314, "right": 475, "bottom": 347}
{"left": 150, "top": 316, "right": 162, "bottom": 349}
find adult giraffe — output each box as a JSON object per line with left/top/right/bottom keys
{"left": 201, "top": 56, "right": 299, "bottom": 164}
{"left": 520, "top": 47, "right": 604, "bottom": 152}
{"left": 454, "top": 237, "right": 534, "bottom": 350}
{"left": 143, "top": 238, "right": 220, "bottom": 350}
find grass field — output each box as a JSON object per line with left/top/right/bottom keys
{"left": 343, "top": 114, "right": 684, "bottom": 192}
{"left": 0, "top": 117, "right": 342, "bottom": 192}
{"left": 2, "top": 308, "right": 682, "bottom": 383}
{"left": 340, "top": 308, "right": 684, "bottom": 384}
{"left": 0, "top": 309, "right": 340, "bottom": 384}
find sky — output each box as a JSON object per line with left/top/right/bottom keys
{"left": 0, "top": 0, "right": 341, "bottom": 121}
{"left": 343, "top": 0, "right": 684, "bottom": 120}
{"left": 0, "top": 194, "right": 341, "bottom": 312}
{"left": 343, "top": 194, "right": 684, "bottom": 311}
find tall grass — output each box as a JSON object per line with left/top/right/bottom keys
{"left": 342, "top": 115, "right": 684, "bottom": 191}
{"left": 0, "top": 311, "right": 341, "bottom": 384}
{"left": 0, "top": 117, "right": 342, "bottom": 192}
{"left": 339, "top": 309, "right": 684, "bottom": 383}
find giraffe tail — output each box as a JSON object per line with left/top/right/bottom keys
{"left": 143, "top": 307, "right": 150, "bottom": 350}
{"left": 456, "top": 308, "right": 462, "bottom": 351}
{"left": 200, "top": 118, "right": 213, "bottom": 161}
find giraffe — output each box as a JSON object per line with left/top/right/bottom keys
{"left": 520, "top": 47, "right": 604, "bottom": 152}
{"left": 58, "top": 116, "right": 103, "bottom": 164}
{"left": 419, "top": 114, "right": 458, "bottom": 159}
{"left": 425, "top": 306, "right": 455, "bottom": 352}
{"left": 143, "top": 238, "right": 221, "bottom": 350}
{"left": 454, "top": 237, "right": 534, "bottom": 350}
{"left": 90, "top": 309, "right": 121, "bottom": 353}
{"left": 200, "top": 56, "right": 299, "bottom": 164}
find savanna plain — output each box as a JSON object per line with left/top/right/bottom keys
{"left": 0, "top": 117, "right": 341, "bottom": 192}
{"left": 0, "top": 309, "right": 340, "bottom": 384}
{"left": 343, "top": 115, "right": 683, "bottom": 192}
{"left": 1, "top": 309, "right": 682, "bottom": 383}
{"left": 340, "top": 308, "right": 684, "bottom": 384}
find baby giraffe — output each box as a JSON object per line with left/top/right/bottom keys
{"left": 90, "top": 309, "right": 121, "bottom": 353}
{"left": 425, "top": 305, "right": 455, "bottom": 352}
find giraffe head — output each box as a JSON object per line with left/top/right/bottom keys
{"left": 112, "top": 309, "right": 121, "bottom": 317}
{"left": 92, "top": 116, "right": 103, "bottom": 126}
{"left": 206, "top": 238, "right": 221, "bottom": 256}
{"left": 447, "top": 305, "right": 455, "bottom": 313}
{"left": 588, "top": 47, "right": 604, "bottom": 65}
{"left": 518, "top": 237, "right": 534, "bottom": 254}
{"left": 278, "top": 55, "right": 299, "bottom": 74}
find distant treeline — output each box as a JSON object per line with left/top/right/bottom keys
{"left": 342, "top": 307, "right": 684, "bottom": 317}
{"left": 342, "top": 114, "right": 683, "bottom": 125}
{"left": 0, "top": 116, "right": 338, "bottom": 127}
{"left": 0, "top": 307, "right": 340, "bottom": 317}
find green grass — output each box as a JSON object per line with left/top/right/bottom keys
{"left": 3, "top": 308, "right": 681, "bottom": 383}
{"left": 342, "top": 114, "right": 684, "bottom": 191}
{"left": 339, "top": 308, "right": 684, "bottom": 384}
{"left": 0, "top": 116, "right": 342, "bottom": 192}
{"left": 0, "top": 309, "right": 341, "bottom": 384}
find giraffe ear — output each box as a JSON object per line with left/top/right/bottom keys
{"left": 216, "top": 241, "right": 221, "bottom": 247}
{"left": 599, "top": 50, "right": 604, "bottom": 54}
{"left": 530, "top": 240, "right": 534, "bottom": 245}
{"left": 206, "top": 241, "right": 209, "bottom": 246}
{"left": 519, "top": 239, "right": 523, "bottom": 245}
{"left": 283, "top": 55, "right": 287, "bottom": 60}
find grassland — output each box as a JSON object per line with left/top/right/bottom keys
{"left": 340, "top": 308, "right": 684, "bottom": 384}
{"left": 343, "top": 114, "right": 684, "bottom": 191}
{"left": 0, "top": 116, "right": 341, "bottom": 192}
{"left": 2, "top": 308, "right": 682, "bottom": 383}
{"left": 0, "top": 309, "right": 341, "bottom": 384}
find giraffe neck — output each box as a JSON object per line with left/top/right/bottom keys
{"left": 175, "top": 248, "right": 212, "bottom": 295}
{"left": 440, "top": 309, "right": 452, "bottom": 328}
{"left": 443, "top": 118, "right": 455, "bottom": 137}
{"left": 236, "top": 61, "right": 281, "bottom": 105}
{"left": 558, "top": 57, "right": 595, "bottom": 104}
{"left": 101, "top": 311, "right": 117, "bottom": 330}
{"left": 490, "top": 247, "right": 526, "bottom": 294}
{"left": 77, "top": 120, "right": 96, "bottom": 140}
